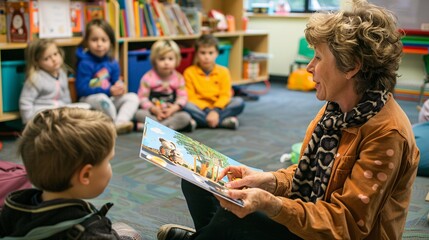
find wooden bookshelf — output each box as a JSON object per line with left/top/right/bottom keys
{"left": 0, "top": 0, "right": 269, "bottom": 122}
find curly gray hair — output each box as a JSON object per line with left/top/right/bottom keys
{"left": 305, "top": 0, "right": 403, "bottom": 94}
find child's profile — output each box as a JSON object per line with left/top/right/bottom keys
{"left": 0, "top": 108, "right": 141, "bottom": 239}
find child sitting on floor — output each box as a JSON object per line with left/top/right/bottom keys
{"left": 183, "top": 34, "right": 245, "bottom": 130}
{"left": 135, "top": 39, "right": 194, "bottom": 131}
{"left": 19, "top": 38, "right": 90, "bottom": 124}
{"left": 75, "top": 19, "right": 139, "bottom": 134}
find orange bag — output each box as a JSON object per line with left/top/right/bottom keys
{"left": 287, "top": 68, "right": 315, "bottom": 91}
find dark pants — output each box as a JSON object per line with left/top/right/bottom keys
{"left": 181, "top": 180, "right": 302, "bottom": 240}
{"left": 183, "top": 97, "right": 245, "bottom": 128}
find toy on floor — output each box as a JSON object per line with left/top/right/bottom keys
{"left": 280, "top": 142, "right": 302, "bottom": 164}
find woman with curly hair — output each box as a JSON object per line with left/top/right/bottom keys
{"left": 158, "top": 0, "right": 420, "bottom": 239}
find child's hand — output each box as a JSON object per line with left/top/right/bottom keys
{"left": 110, "top": 81, "right": 125, "bottom": 96}
{"left": 162, "top": 103, "right": 180, "bottom": 117}
{"left": 150, "top": 106, "right": 167, "bottom": 120}
{"left": 206, "top": 110, "right": 220, "bottom": 128}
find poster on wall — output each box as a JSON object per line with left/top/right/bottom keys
{"left": 38, "top": 0, "right": 72, "bottom": 38}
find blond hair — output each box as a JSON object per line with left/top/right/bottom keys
{"left": 150, "top": 39, "right": 181, "bottom": 68}
{"left": 18, "top": 108, "right": 116, "bottom": 192}
{"left": 25, "top": 39, "right": 66, "bottom": 84}
{"left": 305, "top": 0, "right": 403, "bottom": 94}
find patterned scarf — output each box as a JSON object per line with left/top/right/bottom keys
{"left": 289, "top": 90, "right": 388, "bottom": 203}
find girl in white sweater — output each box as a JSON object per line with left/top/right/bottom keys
{"left": 19, "top": 39, "right": 89, "bottom": 124}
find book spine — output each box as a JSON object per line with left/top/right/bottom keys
{"left": 139, "top": 2, "right": 146, "bottom": 37}
{"left": 133, "top": 0, "right": 140, "bottom": 37}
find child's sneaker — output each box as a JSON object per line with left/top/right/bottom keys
{"left": 220, "top": 116, "right": 239, "bottom": 130}
{"left": 116, "top": 121, "right": 134, "bottom": 134}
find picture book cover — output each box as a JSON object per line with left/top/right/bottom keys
{"left": 139, "top": 118, "right": 260, "bottom": 207}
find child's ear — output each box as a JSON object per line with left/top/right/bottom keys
{"left": 77, "top": 164, "right": 93, "bottom": 185}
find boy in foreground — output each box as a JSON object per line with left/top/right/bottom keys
{"left": 0, "top": 108, "right": 140, "bottom": 239}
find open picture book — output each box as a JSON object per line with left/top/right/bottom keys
{"left": 139, "top": 118, "right": 261, "bottom": 207}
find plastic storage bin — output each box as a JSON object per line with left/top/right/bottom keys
{"left": 176, "top": 47, "right": 195, "bottom": 74}
{"left": 216, "top": 44, "right": 232, "bottom": 67}
{"left": 128, "top": 49, "right": 152, "bottom": 93}
{"left": 1, "top": 60, "right": 26, "bottom": 112}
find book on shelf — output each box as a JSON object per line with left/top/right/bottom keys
{"left": 157, "top": 2, "right": 177, "bottom": 36}
{"left": 6, "top": 0, "right": 30, "bottom": 43}
{"left": 0, "top": 0, "right": 6, "bottom": 42}
{"left": 84, "top": 0, "right": 105, "bottom": 23}
{"left": 171, "top": 3, "right": 193, "bottom": 34}
{"left": 28, "top": 0, "right": 38, "bottom": 40}
{"left": 70, "top": 1, "right": 84, "bottom": 36}
{"left": 139, "top": 3, "right": 148, "bottom": 37}
{"left": 115, "top": 0, "right": 196, "bottom": 38}
{"left": 151, "top": 0, "right": 170, "bottom": 36}
{"left": 139, "top": 118, "right": 261, "bottom": 207}
{"left": 124, "top": 0, "right": 135, "bottom": 37}
{"left": 181, "top": 6, "right": 200, "bottom": 34}
{"left": 142, "top": 2, "right": 156, "bottom": 36}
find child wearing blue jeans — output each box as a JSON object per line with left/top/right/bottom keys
{"left": 183, "top": 34, "right": 245, "bottom": 130}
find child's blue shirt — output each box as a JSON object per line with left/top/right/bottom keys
{"left": 75, "top": 47, "right": 120, "bottom": 98}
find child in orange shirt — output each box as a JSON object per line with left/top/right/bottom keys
{"left": 183, "top": 34, "right": 245, "bottom": 130}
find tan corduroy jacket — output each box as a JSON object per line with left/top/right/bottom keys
{"left": 271, "top": 94, "right": 420, "bottom": 240}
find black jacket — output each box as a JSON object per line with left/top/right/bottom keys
{"left": 0, "top": 189, "right": 120, "bottom": 239}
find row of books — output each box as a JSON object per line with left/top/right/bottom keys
{"left": 402, "top": 29, "right": 429, "bottom": 55}
{"left": 0, "top": 0, "right": 111, "bottom": 43}
{"left": 118, "top": 0, "right": 200, "bottom": 38}
{"left": 0, "top": 0, "right": 200, "bottom": 43}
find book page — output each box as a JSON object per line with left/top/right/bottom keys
{"left": 38, "top": 0, "right": 72, "bottom": 38}
{"left": 139, "top": 118, "right": 260, "bottom": 207}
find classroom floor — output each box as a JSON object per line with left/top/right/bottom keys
{"left": 0, "top": 82, "right": 428, "bottom": 239}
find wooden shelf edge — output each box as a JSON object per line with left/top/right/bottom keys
{"left": 123, "top": 34, "right": 200, "bottom": 42}
{"left": 0, "top": 37, "right": 83, "bottom": 50}
{"left": 0, "top": 112, "right": 20, "bottom": 122}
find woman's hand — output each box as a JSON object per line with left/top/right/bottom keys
{"left": 214, "top": 188, "right": 283, "bottom": 219}
{"left": 218, "top": 166, "right": 277, "bottom": 194}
